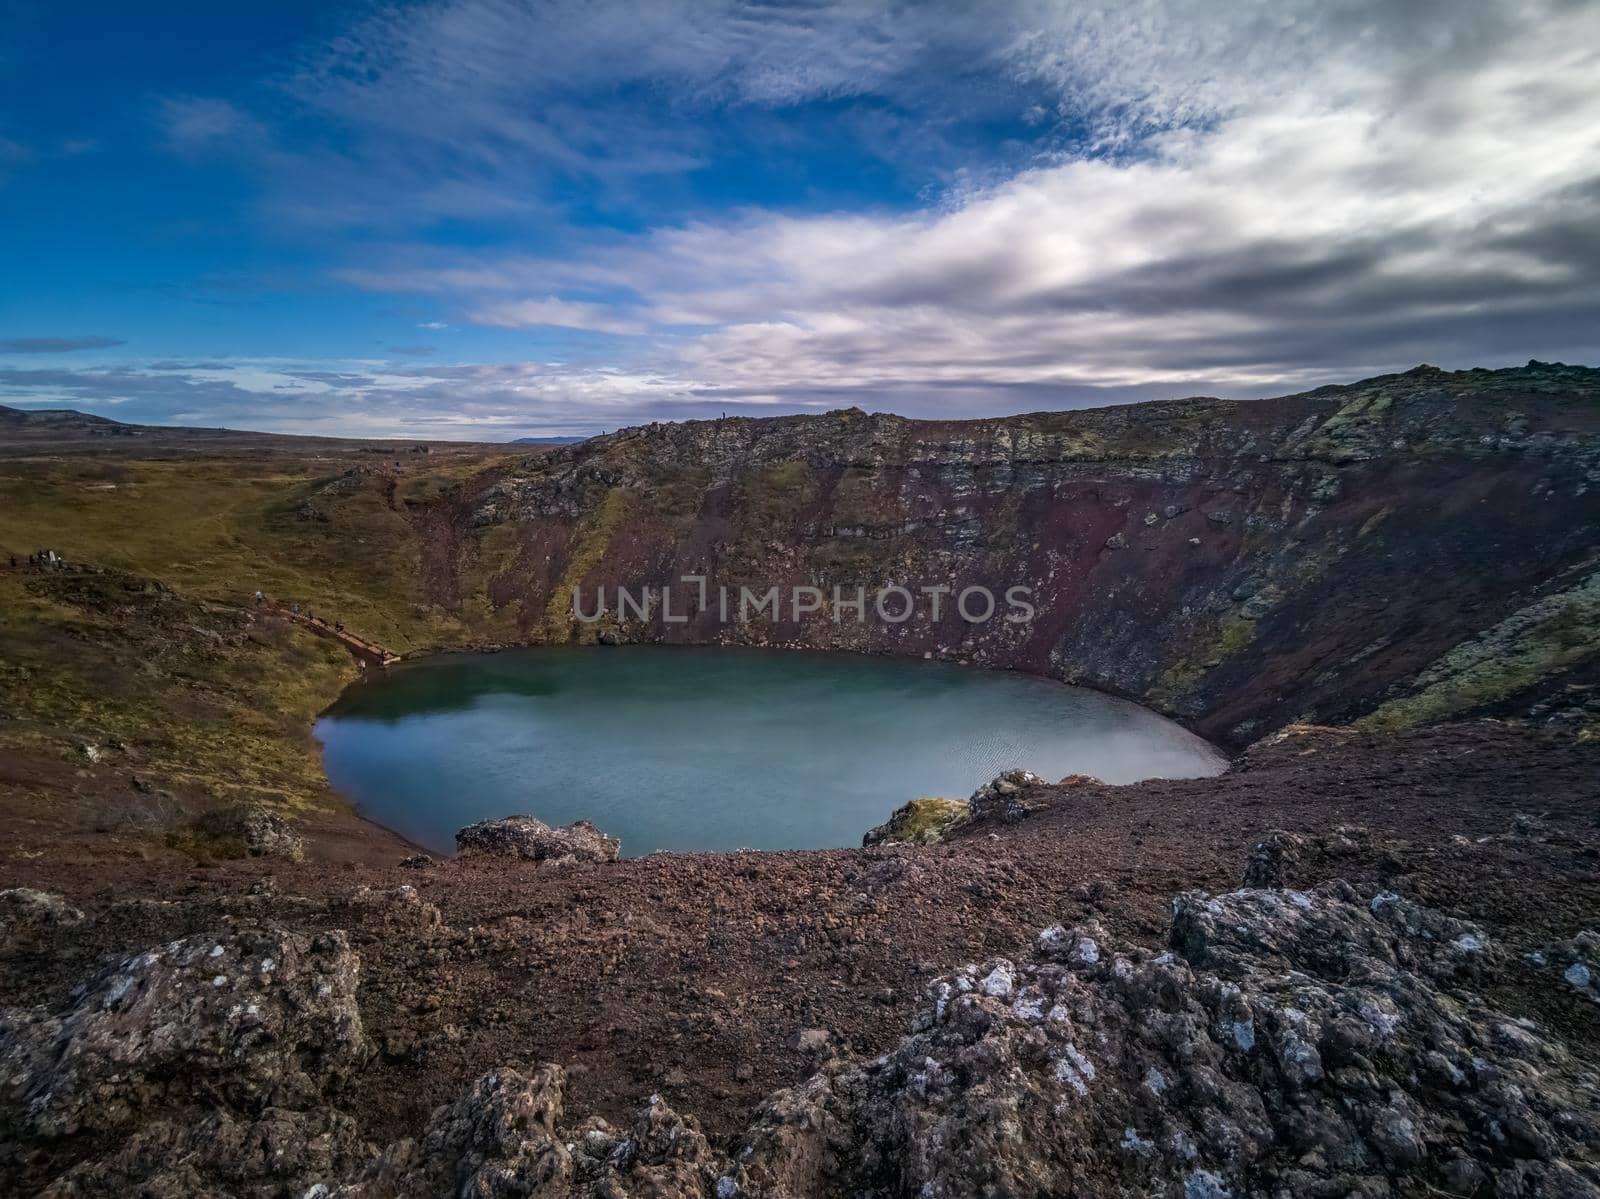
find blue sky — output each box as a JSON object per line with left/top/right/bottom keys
{"left": 2, "top": 0, "right": 1598, "bottom": 438}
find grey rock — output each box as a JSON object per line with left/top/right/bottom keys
{"left": 1241, "top": 830, "right": 1304, "bottom": 887}
{"left": 39, "top": 1107, "right": 375, "bottom": 1198}
{"left": 1526, "top": 930, "right": 1600, "bottom": 1003}
{"left": 192, "top": 803, "right": 305, "bottom": 861}
{"left": 861, "top": 797, "right": 968, "bottom": 846}
{"left": 0, "top": 888, "right": 85, "bottom": 955}
{"left": 733, "top": 883, "right": 1600, "bottom": 1198}
{"left": 455, "top": 815, "right": 621, "bottom": 864}
{"left": 329, "top": 1065, "right": 727, "bottom": 1198}
{"left": 966, "top": 769, "right": 1043, "bottom": 825}
{"left": 1, "top": 926, "right": 367, "bottom": 1139}
{"left": 787, "top": 1027, "right": 833, "bottom": 1054}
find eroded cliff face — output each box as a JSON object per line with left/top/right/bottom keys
{"left": 424, "top": 363, "right": 1600, "bottom": 747}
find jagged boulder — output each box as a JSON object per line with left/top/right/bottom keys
{"left": 1241, "top": 830, "right": 1305, "bottom": 886}
{"left": 334, "top": 883, "right": 444, "bottom": 933}
{"left": 38, "top": 1107, "right": 375, "bottom": 1198}
{"left": 326, "top": 1064, "right": 733, "bottom": 1198}
{"left": 734, "top": 883, "right": 1600, "bottom": 1198}
{"left": 455, "top": 815, "right": 620, "bottom": 864}
{"left": 0, "top": 926, "right": 367, "bottom": 1138}
{"left": 862, "top": 797, "right": 969, "bottom": 846}
{"left": 1527, "top": 930, "right": 1600, "bottom": 1004}
{"left": 966, "top": 769, "right": 1043, "bottom": 825}
{"left": 189, "top": 803, "right": 305, "bottom": 861}
{"left": 0, "top": 888, "right": 84, "bottom": 955}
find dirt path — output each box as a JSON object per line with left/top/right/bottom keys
{"left": 258, "top": 598, "right": 399, "bottom": 669}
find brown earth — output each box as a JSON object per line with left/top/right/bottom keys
{"left": 2, "top": 720, "right": 1596, "bottom": 1195}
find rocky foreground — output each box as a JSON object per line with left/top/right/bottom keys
{"left": 2, "top": 722, "right": 1598, "bottom": 1197}
{"left": 4, "top": 853, "right": 1597, "bottom": 1196}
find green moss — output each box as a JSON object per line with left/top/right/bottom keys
{"left": 542, "top": 486, "right": 629, "bottom": 640}
{"left": 1361, "top": 569, "right": 1600, "bottom": 728}
{"left": 736, "top": 459, "right": 813, "bottom": 526}
{"left": 1155, "top": 610, "right": 1258, "bottom": 698}
{"left": 867, "top": 797, "right": 969, "bottom": 845}
{"left": 1217, "top": 613, "right": 1256, "bottom": 656}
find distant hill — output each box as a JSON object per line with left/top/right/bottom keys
{"left": 0, "top": 403, "right": 507, "bottom": 458}
{"left": 0, "top": 403, "right": 125, "bottom": 431}
{"left": 511, "top": 435, "right": 589, "bottom": 445}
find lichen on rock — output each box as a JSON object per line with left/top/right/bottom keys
{"left": 0, "top": 887, "right": 85, "bottom": 956}
{"left": 326, "top": 1064, "right": 730, "bottom": 1198}
{"left": 181, "top": 802, "right": 306, "bottom": 862}
{"left": 454, "top": 814, "right": 621, "bottom": 864}
{"left": 966, "top": 769, "right": 1043, "bottom": 825}
{"left": 0, "top": 925, "right": 367, "bottom": 1139}
{"left": 862, "top": 797, "right": 969, "bottom": 846}
{"left": 730, "top": 882, "right": 1599, "bottom": 1198}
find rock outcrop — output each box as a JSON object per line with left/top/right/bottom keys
{"left": 966, "top": 769, "right": 1044, "bottom": 825}
{"left": 861, "top": 797, "right": 969, "bottom": 846}
{"left": 8, "top": 875, "right": 1600, "bottom": 1196}
{"left": 454, "top": 364, "right": 1600, "bottom": 747}
{"left": 0, "top": 925, "right": 367, "bottom": 1139}
{"left": 325, "top": 1064, "right": 730, "bottom": 1198}
{"left": 1528, "top": 931, "right": 1600, "bottom": 1006}
{"left": 0, "top": 887, "right": 85, "bottom": 955}
{"left": 731, "top": 884, "right": 1600, "bottom": 1197}
{"left": 865, "top": 771, "right": 1052, "bottom": 846}
{"left": 190, "top": 802, "right": 306, "bottom": 861}
{"left": 455, "top": 815, "right": 621, "bottom": 864}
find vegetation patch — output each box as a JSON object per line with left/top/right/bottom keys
{"left": 542, "top": 486, "right": 629, "bottom": 640}
{"left": 863, "top": 796, "right": 970, "bottom": 845}
{"left": 1361, "top": 568, "right": 1600, "bottom": 728}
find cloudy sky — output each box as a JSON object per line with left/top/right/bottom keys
{"left": 2, "top": 0, "right": 1597, "bottom": 438}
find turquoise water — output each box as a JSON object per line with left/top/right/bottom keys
{"left": 315, "top": 647, "right": 1226, "bottom": 856}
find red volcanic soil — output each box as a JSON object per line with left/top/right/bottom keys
{"left": 3, "top": 719, "right": 1594, "bottom": 1166}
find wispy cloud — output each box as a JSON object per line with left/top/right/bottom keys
{"left": 159, "top": 97, "right": 262, "bottom": 156}
{"left": 0, "top": 358, "right": 712, "bottom": 439}
{"left": 0, "top": 336, "right": 126, "bottom": 354}
{"left": 469, "top": 297, "right": 647, "bottom": 336}
{"left": 328, "top": 0, "right": 1600, "bottom": 407}
{"left": 23, "top": 0, "right": 1597, "bottom": 436}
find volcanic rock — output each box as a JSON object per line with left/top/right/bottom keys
{"left": 732, "top": 883, "right": 1599, "bottom": 1197}
{"left": 0, "top": 888, "right": 85, "bottom": 955}
{"left": 192, "top": 803, "right": 306, "bottom": 861}
{"left": 327, "top": 1065, "right": 729, "bottom": 1198}
{"left": 0, "top": 925, "right": 367, "bottom": 1139}
{"left": 454, "top": 815, "right": 621, "bottom": 864}
{"left": 861, "top": 797, "right": 969, "bottom": 846}
{"left": 966, "top": 769, "right": 1043, "bottom": 824}
{"left": 1241, "top": 829, "right": 1305, "bottom": 886}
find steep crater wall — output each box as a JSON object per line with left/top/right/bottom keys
{"left": 421, "top": 364, "right": 1600, "bottom": 747}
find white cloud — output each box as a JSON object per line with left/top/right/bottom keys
{"left": 469, "top": 296, "right": 647, "bottom": 336}
{"left": 160, "top": 97, "right": 261, "bottom": 155}
{"left": 103, "top": 0, "right": 1600, "bottom": 431}
{"left": 330, "top": 0, "right": 1600, "bottom": 408}
{"left": 0, "top": 357, "right": 712, "bottom": 439}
